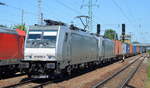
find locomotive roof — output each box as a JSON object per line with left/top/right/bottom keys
{"left": 0, "top": 27, "right": 17, "bottom": 34}
{"left": 29, "top": 25, "right": 62, "bottom": 31}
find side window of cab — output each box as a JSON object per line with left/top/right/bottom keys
{"left": 65, "top": 32, "right": 68, "bottom": 42}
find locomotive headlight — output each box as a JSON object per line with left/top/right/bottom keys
{"left": 46, "top": 63, "right": 55, "bottom": 69}
{"left": 48, "top": 56, "right": 52, "bottom": 59}
{"left": 47, "top": 56, "right": 56, "bottom": 60}
{"left": 25, "top": 55, "right": 32, "bottom": 59}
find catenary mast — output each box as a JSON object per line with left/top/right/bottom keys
{"left": 81, "top": 0, "right": 98, "bottom": 32}
{"left": 37, "top": 0, "right": 43, "bottom": 25}
{"left": 88, "top": 0, "right": 93, "bottom": 32}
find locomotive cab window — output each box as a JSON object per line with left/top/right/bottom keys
{"left": 65, "top": 32, "right": 68, "bottom": 42}
{"left": 28, "top": 32, "right": 42, "bottom": 39}
{"left": 26, "top": 30, "right": 57, "bottom": 48}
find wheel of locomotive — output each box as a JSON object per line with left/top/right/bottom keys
{"left": 66, "top": 65, "right": 72, "bottom": 76}
{"left": 85, "top": 63, "right": 88, "bottom": 69}
{"left": 56, "top": 69, "right": 66, "bottom": 79}
{"left": 27, "top": 73, "right": 31, "bottom": 78}
{"left": 20, "top": 69, "right": 26, "bottom": 74}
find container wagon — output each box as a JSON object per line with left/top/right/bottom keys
{"left": 133, "top": 45, "right": 137, "bottom": 55}
{"left": 0, "top": 27, "right": 25, "bottom": 78}
{"left": 114, "top": 40, "right": 123, "bottom": 57}
{"left": 136, "top": 46, "right": 140, "bottom": 54}
{"left": 129, "top": 44, "right": 133, "bottom": 56}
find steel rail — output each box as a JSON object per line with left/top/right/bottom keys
{"left": 2, "top": 78, "right": 38, "bottom": 88}
{"left": 92, "top": 55, "right": 143, "bottom": 88}
{"left": 32, "top": 80, "right": 53, "bottom": 88}
{"left": 119, "top": 56, "right": 145, "bottom": 88}
{"left": 0, "top": 73, "right": 26, "bottom": 80}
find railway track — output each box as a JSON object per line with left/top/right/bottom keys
{"left": 0, "top": 73, "right": 26, "bottom": 80}
{"left": 2, "top": 78, "right": 39, "bottom": 88}
{"left": 33, "top": 80, "right": 54, "bottom": 88}
{"left": 1, "top": 55, "right": 145, "bottom": 88}
{"left": 92, "top": 55, "right": 146, "bottom": 88}
{"left": 2, "top": 78, "right": 59, "bottom": 88}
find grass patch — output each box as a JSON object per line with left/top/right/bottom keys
{"left": 145, "top": 59, "right": 150, "bottom": 88}
{"left": 148, "top": 64, "right": 150, "bottom": 79}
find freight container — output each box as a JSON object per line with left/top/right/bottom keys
{"left": 129, "top": 44, "right": 133, "bottom": 54}
{"left": 136, "top": 46, "right": 140, "bottom": 54}
{"left": 114, "top": 40, "right": 123, "bottom": 56}
{"left": 0, "top": 28, "right": 25, "bottom": 65}
{"left": 0, "top": 28, "right": 25, "bottom": 76}
{"left": 0, "top": 30, "right": 25, "bottom": 60}
{"left": 0, "top": 33, "right": 19, "bottom": 59}
{"left": 133, "top": 45, "right": 137, "bottom": 54}
{"left": 122, "top": 43, "right": 127, "bottom": 55}
{"left": 126, "top": 43, "right": 130, "bottom": 54}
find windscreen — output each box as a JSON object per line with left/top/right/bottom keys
{"left": 26, "top": 30, "right": 57, "bottom": 48}
{"left": 28, "top": 34, "right": 41, "bottom": 39}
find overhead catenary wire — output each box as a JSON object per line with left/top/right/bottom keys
{"left": 123, "top": 0, "right": 137, "bottom": 23}
{"left": 52, "top": 0, "right": 92, "bottom": 29}
{"left": 0, "top": 18, "right": 19, "bottom": 24}
{"left": 0, "top": 2, "right": 38, "bottom": 25}
{"left": 123, "top": 0, "right": 142, "bottom": 42}
{"left": 13, "top": 3, "right": 36, "bottom": 14}
{"left": 11, "top": 6, "right": 36, "bottom": 16}
{"left": 111, "top": 0, "right": 132, "bottom": 23}
{"left": 110, "top": 0, "right": 138, "bottom": 41}
{"left": 1, "top": 3, "right": 36, "bottom": 16}
{"left": 54, "top": 0, "right": 81, "bottom": 14}
{"left": 80, "top": 0, "right": 101, "bottom": 31}
{"left": 44, "top": 0, "right": 75, "bottom": 22}
{"left": 49, "top": 0, "right": 85, "bottom": 26}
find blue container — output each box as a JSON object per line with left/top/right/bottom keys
{"left": 133, "top": 46, "right": 137, "bottom": 54}
{"left": 126, "top": 44, "right": 130, "bottom": 54}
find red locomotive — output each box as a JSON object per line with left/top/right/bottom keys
{"left": 0, "top": 27, "right": 25, "bottom": 78}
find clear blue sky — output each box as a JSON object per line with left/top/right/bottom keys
{"left": 0, "top": 0, "right": 149, "bottom": 43}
